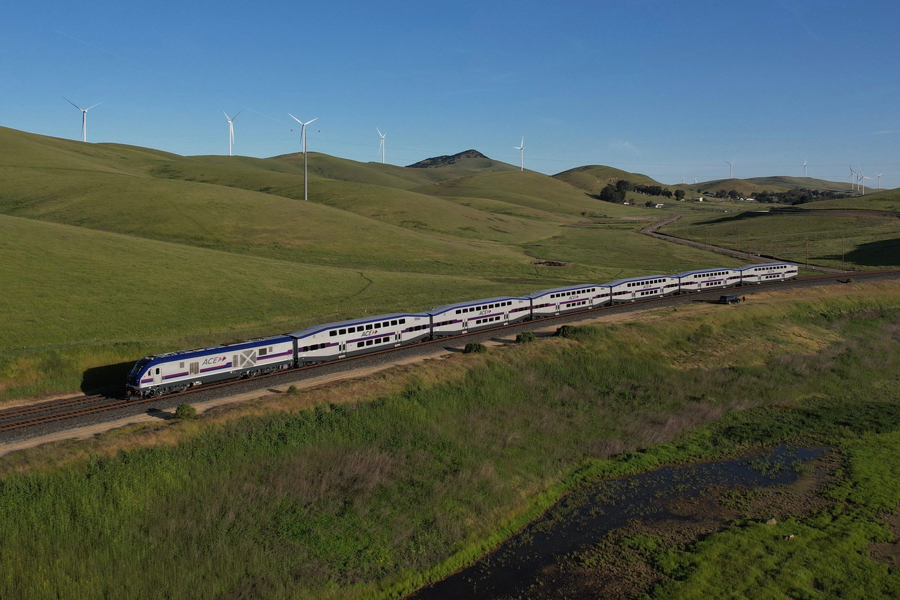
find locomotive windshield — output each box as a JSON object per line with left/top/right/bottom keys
{"left": 127, "top": 358, "right": 151, "bottom": 383}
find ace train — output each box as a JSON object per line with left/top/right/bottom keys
{"left": 127, "top": 263, "right": 796, "bottom": 398}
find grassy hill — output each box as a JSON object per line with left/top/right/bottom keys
{"left": 745, "top": 175, "right": 855, "bottom": 193}
{"left": 693, "top": 178, "right": 788, "bottom": 196}
{"left": 0, "top": 125, "right": 746, "bottom": 400}
{"left": 553, "top": 165, "right": 665, "bottom": 194}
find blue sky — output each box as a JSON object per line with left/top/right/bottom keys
{"left": 2, "top": 0, "right": 898, "bottom": 187}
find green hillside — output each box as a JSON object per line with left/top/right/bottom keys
{"left": 553, "top": 165, "right": 665, "bottom": 194}
{"left": 798, "top": 188, "right": 900, "bottom": 212}
{"left": 694, "top": 178, "right": 787, "bottom": 196}
{"left": 745, "top": 175, "right": 855, "bottom": 193}
{"left": 0, "top": 126, "right": 744, "bottom": 399}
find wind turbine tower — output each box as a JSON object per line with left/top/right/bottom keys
{"left": 725, "top": 160, "right": 734, "bottom": 179}
{"left": 876, "top": 173, "right": 883, "bottom": 189}
{"left": 514, "top": 137, "right": 524, "bottom": 171}
{"left": 376, "top": 128, "right": 386, "bottom": 164}
{"left": 848, "top": 166, "right": 857, "bottom": 191}
{"left": 64, "top": 98, "right": 102, "bottom": 143}
{"left": 288, "top": 114, "right": 318, "bottom": 201}
{"left": 224, "top": 111, "right": 240, "bottom": 156}
{"left": 860, "top": 171, "right": 872, "bottom": 194}
{"left": 803, "top": 160, "right": 808, "bottom": 178}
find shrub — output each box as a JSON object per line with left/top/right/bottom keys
{"left": 516, "top": 332, "right": 536, "bottom": 344}
{"left": 174, "top": 404, "right": 197, "bottom": 420}
{"left": 286, "top": 385, "right": 298, "bottom": 394}
{"left": 463, "top": 343, "right": 487, "bottom": 354}
{"left": 556, "top": 325, "right": 579, "bottom": 338}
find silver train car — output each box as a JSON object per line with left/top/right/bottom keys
{"left": 126, "top": 262, "right": 798, "bottom": 397}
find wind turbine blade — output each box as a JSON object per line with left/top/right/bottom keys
{"left": 304, "top": 117, "right": 318, "bottom": 126}
{"left": 224, "top": 111, "right": 231, "bottom": 120}
{"left": 376, "top": 127, "right": 383, "bottom": 137}
{"left": 64, "top": 97, "right": 83, "bottom": 111}
{"left": 520, "top": 136, "right": 524, "bottom": 147}
{"left": 288, "top": 113, "right": 303, "bottom": 124}
{"left": 85, "top": 102, "right": 102, "bottom": 111}
{"left": 232, "top": 111, "right": 241, "bottom": 120}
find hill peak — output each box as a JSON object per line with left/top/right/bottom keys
{"left": 407, "top": 150, "right": 491, "bottom": 169}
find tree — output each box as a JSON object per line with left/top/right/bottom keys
{"left": 599, "top": 184, "right": 625, "bottom": 203}
{"left": 728, "top": 190, "right": 739, "bottom": 200}
{"left": 675, "top": 189, "right": 685, "bottom": 201}
{"left": 645, "top": 200, "right": 655, "bottom": 207}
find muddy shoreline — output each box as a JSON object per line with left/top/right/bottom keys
{"left": 410, "top": 446, "right": 836, "bottom": 600}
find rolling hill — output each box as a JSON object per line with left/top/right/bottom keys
{"left": 553, "top": 165, "right": 665, "bottom": 194}
{"left": 0, "top": 125, "right": 741, "bottom": 401}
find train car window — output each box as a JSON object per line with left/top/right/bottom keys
{"left": 260, "top": 348, "right": 268, "bottom": 356}
{"left": 365, "top": 324, "right": 372, "bottom": 330}
{"left": 339, "top": 329, "right": 346, "bottom": 335}
{"left": 179, "top": 362, "right": 184, "bottom": 368}
{"left": 366, "top": 340, "right": 373, "bottom": 346}
{"left": 155, "top": 368, "right": 160, "bottom": 374}
{"left": 391, "top": 320, "right": 397, "bottom": 326}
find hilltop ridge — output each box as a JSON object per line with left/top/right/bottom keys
{"left": 407, "top": 149, "right": 515, "bottom": 171}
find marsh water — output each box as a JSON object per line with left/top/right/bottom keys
{"left": 410, "top": 446, "right": 823, "bottom": 600}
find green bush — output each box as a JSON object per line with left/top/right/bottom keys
{"left": 464, "top": 342, "right": 488, "bottom": 354}
{"left": 174, "top": 404, "right": 197, "bottom": 420}
{"left": 556, "top": 325, "right": 579, "bottom": 338}
{"left": 516, "top": 332, "right": 536, "bottom": 344}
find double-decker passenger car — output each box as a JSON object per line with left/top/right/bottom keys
{"left": 290, "top": 313, "right": 430, "bottom": 365}
{"left": 527, "top": 284, "right": 610, "bottom": 317}
{"left": 676, "top": 268, "right": 741, "bottom": 292}
{"left": 126, "top": 335, "right": 294, "bottom": 398}
{"left": 607, "top": 275, "right": 680, "bottom": 303}
{"left": 427, "top": 296, "right": 529, "bottom": 338}
{"left": 739, "top": 263, "right": 799, "bottom": 284}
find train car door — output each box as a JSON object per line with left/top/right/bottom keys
{"left": 152, "top": 367, "right": 162, "bottom": 385}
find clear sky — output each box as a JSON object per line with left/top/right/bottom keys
{"left": 2, "top": 0, "right": 898, "bottom": 187}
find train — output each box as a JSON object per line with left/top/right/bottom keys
{"left": 126, "top": 262, "right": 798, "bottom": 398}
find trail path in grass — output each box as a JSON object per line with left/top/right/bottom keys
{"left": 641, "top": 214, "right": 844, "bottom": 273}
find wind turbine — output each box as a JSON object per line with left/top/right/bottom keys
{"left": 288, "top": 114, "right": 318, "bottom": 201}
{"left": 694, "top": 178, "right": 698, "bottom": 184}
{"left": 223, "top": 111, "right": 240, "bottom": 156}
{"left": 803, "top": 160, "right": 808, "bottom": 178}
{"left": 725, "top": 160, "right": 734, "bottom": 179}
{"left": 514, "top": 137, "right": 524, "bottom": 171}
{"left": 849, "top": 166, "right": 857, "bottom": 191}
{"left": 876, "top": 173, "right": 883, "bottom": 189}
{"left": 860, "top": 171, "right": 872, "bottom": 194}
{"left": 64, "top": 98, "right": 102, "bottom": 143}
{"left": 376, "top": 128, "right": 386, "bottom": 164}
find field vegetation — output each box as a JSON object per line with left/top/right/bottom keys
{"left": 660, "top": 208, "right": 900, "bottom": 270}
{"left": 1, "top": 283, "right": 899, "bottom": 599}
{"left": 0, "top": 126, "right": 739, "bottom": 400}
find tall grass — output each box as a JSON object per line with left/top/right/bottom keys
{"left": 0, "top": 298, "right": 899, "bottom": 598}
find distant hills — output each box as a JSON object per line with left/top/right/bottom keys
{"left": 552, "top": 165, "right": 665, "bottom": 193}
{"left": 693, "top": 176, "right": 856, "bottom": 196}
{"left": 407, "top": 149, "right": 516, "bottom": 172}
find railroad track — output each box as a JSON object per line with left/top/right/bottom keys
{"left": 2, "top": 269, "right": 897, "bottom": 436}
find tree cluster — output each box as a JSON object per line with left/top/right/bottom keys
{"left": 597, "top": 179, "right": 674, "bottom": 204}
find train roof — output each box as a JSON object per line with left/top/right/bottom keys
{"left": 674, "top": 267, "right": 740, "bottom": 277}
{"left": 604, "top": 274, "right": 674, "bottom": 287}
{"left": 428, "top": 296, "right": 525, "bottom": 315}
{"left": 289, "top": 313, "right": 425, "bottom": 339}
{"left": 738, "top": 262, "right": 795, "bottom": 271}
{"left": 526, "top": 283, "right": 605, "bottom": 298}
{"left": 142, "top": 334, "right": 293, "bottom": 363}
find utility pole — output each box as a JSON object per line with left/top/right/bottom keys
{"left": 771, "top": 235, "right": 775, "bottom": 259}
{"left": 805, "top": 236, "right": 809, "bottom": 269}
{"left": 748, "top": 234, "right": 752, "bottom": 259}
{"left": 841, "top": 235, "right": 845, "bottom": 270}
